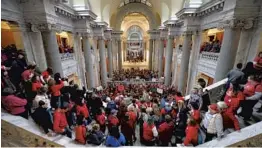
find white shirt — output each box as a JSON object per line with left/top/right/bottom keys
{"left": 32, "top": 94, "right": 51, "bottom": 111}
{"left": 152, "top": 126, "right": 158, "bottom": 137}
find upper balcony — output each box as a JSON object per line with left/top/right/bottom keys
{"left": 197, "top": 51, "right": 219, "bottom": 78}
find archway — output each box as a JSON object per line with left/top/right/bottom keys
{"left": 114, "top": 3, "right": 159, "bottom": 30}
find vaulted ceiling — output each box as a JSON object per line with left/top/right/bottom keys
{"left": 71, "top": 0, "right": 185, "bottom": 28}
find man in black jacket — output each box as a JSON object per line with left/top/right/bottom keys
{"left": 32, "top": 101, "right": 53, "bottom": 135}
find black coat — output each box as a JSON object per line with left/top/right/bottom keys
{"left": 32, "top": 107, "right": 53, "bottom": 134}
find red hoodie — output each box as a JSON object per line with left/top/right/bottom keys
{"left": 191, "top": 109, "right": 201, "bottom": 123}
{"left": 96, "top": 113, "right": 106, "bottom": 126}
{"left": 126, "top": 111, "right": 137, "bottom": 128}
{"left": 53, "top": 110, "right": 68, "bottom": 133}
{"left": 184, "top": 125, "right": 199, "bottom": 146}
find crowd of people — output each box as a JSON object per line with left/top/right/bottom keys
{"left": 112, "top": 69, "right": 159, "bottom": 81}
{"left": 1, "top": 44, "right": 262, "bottom": 147}
{"left": 200, "top": 40, "right": 221, "bottom": 53}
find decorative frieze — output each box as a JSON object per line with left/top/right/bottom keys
{"left": 176, "top": 0, "right": 225, "bottom": 19}
{"left": 112, "top": 31, "right": 123, "bottom": 41}
{"left": 147, "top": 29, "right": 160, "bottom": 40}
{"left": 217, "top": 18, "right": 254, "bottom": 30}
{"left": 35, "top": 23, "right": 62, "bottom": 32}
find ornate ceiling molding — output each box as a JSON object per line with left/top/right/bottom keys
{"left": 176, "top": 0, "right": 224, "bottom": 19}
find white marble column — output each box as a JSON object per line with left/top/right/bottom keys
{"left": 164, "top": 36, "right": 174, "bottom": 86}
{"left": 74, "top": 33, "right": 87, "bottom": 88}
{"left": 234, "top": 29, "right": 253, "bottom": 66}
{"left": 149, "top": 39, "right": 154, "bottom": 70}
{"left": 214, "top": 27, "right": 240, "bottom": 82}
{"left": 118, "top": 40, "right": 122, "bottom": 70}
{"left": 172, "top": 36, "right": 180, "bottom": 86}
{"left": 178, "top": 32, "right": 192, "bottom": 94}
{"left": 27, "top": 32, "right": 47, "bottom": 71}
{"left": 98, "top": 38, "right": 108, "bottom": 87}
{"left": 107, "top": 40, "right": 113, "bottom": 78}
{"left": 158, "top": 39, "right": 164, "bottom": 77}
{"left": 41, "top": 30, "right": 64, "bottom": 77}
{"left": 82, "top": 36, "right": 95, "bottom": 88}
{"left": 186, "top": 31, "right": 202, "bottom": 94}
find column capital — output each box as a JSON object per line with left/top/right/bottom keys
{"left": 79, "top": 32, "right": 92, "bottom": 38}
{"left": 36, "top": 23, "right": 62, "bottom": 32}
{"left": 182, "top": 31, "right": 193, "bottom": 36}
{"left": 218, "top": 18, "right": 254, "bottom": 30}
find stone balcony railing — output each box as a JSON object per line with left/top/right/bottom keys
{"left": 197, "top": 52, "right": 219, "bottom": 78}
{"left": 60, "top": 53, "right": 75, "bottom": 61}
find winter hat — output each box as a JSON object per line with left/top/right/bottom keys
{"left": 209, "top": 104, "right": 219, "bottom": 112}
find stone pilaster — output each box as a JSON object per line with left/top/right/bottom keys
{"left": 40, "top": 23, "right": 64, "bottom": 77}
{"left": 104, "top": 28, "right": 113, "bottom": 78}
{"left": 186, "top": 30, "right": 202, "bottom": 94}
{"left": 81, "top": 33, "right": 95, "bottom": 88}
{"left": 158, "top": 27, "right": 168, "bottom": 77}
{"left": 178, "top": 31, "right": 193, "bottom": 94}
{"left": 112, "top": 31, "right": 123, "bottom": 70}
{"left": 149, "top": 39, "right": 154, "bottom": 70}
{"left": 234, "top": 19, "right": 254, "bottom": 66}
{"left": 164, "top": 35, "right": 175, "bottom": 86}
{"left": 214, "top": 19, "right": 242, "bottom": 82}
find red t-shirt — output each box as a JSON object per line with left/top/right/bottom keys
{"left": 32, "top": 81, "right": 42, "bottom": 92}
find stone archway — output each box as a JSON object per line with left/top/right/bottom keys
{"left": 115, "top": 3, "right": 158, "bottom": 30}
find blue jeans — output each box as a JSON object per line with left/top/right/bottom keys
{"left": 47, "top": 108, "right": 53, "bottom": 123}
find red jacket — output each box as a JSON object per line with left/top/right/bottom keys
{"left": 223, "top": 92, "right": 240, "bottom": 130}
{"left": 1, "top": 95, "right": 27, "bottom": 115}
{"left": 171, "top": 109, "right": 177, "bottom": 119}
{"left": 75, "top": 125, "right": 87, "bottom": 144}
{"left": 191, "top": 109, "right": 201, "bottom": 123}
{"left": 96, "top": 113, "right": 106, "bottom": 126}
{"left": 76, "top": 103, "right": 89, "bottom": 118}
{"left": 32, "top": 81, "right": 42, "bottom": 92}
{"left": 184, "top": 125, "right": 199, "bottom": 146}
{"left": 53, "top": 110, "right": 68, "bottom": 133}
{"left": 50, "top": 81, "right": 64, "bottom": 96}
{"left": 127, "top": 111, "right": 137, "bottom": 128}
{"left": 143, "top": 122, "right": 156, "bottom": 141}
{"left": 42, "top": 71, "right": 50, "bottom": 79}
{"left": 158, "top": 121, "right": 174, "bottom": 143}
{"left": 108, "top": 115, "right": 119, "bottom": 128}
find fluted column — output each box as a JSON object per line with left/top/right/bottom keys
{"left": 107, "top": 40, "right": 113, "bottom": 78}
{"left": 98, "top": 38, "right": 108, "bottom": 87}
{"left": 164, "top": 36, "right": 174, "bottom": 86}
{"left": 234, "top": 29, "right": 253, "bottom": 66}
{"left": 186, "top": 31, "right": 202, "bottom": 94}
{"left": 82, "top": 35, "right": 95, "bottom": 88}
{"left": 215, "top": 21, "right": 240, "bottom": 82}
{"left": 118, "top": 40, "right": 122, "bottom": 70}
{"left": 149, "top": 39, "right": 153, "bottom": 70}
{"left": 158, "top": 39, "right": 164, "bottom": 77}
{"left": 74, "top": 33, "right": 87, "bottom": 88}
{"left": 41, "top": 29, "right": 64, "bottom": 77}
{"left": 172, "top": 36, "right": 180, "bottom": 85}
{"left": 178, "top": 32, "right": 192, "bottom": 94}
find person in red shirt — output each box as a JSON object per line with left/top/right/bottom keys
{"left": 53, "top": 105, "right": 72, "bottom": 138}
{"left": 76, "top": 98, "right": 89, "bottom": 125}
{"left": 41, "top": 67, "right": 53, "bottom": 85}
{"left": 253, "top": 52, "right": 262, "bottom": 71}
{"left": 74, "top": 115, "right": 87, "bottom": 144}
{"left": 222, "top": 83, "right": 241, "bottom": 131}
{"left": 143, "top": 117, "right": 158, "bottom": 146}
{"left": 158, "top": 115, "right": 175, "bottom": 146}
{"left": 121, "top": 114, "right": 134, "bottom": 146}
{"left": 108, "top": 109, "right": 119, "bottom": 130}
{"left": 126, "top": 106, "right": 137, "bottom": 143}
{"left": 96, "top": 108, "right": 106, "bottom": 133}
{"left": 183, "top": 117, "right": 199, "bottom": 146}
{"left": 175, "top": 92, "right": 184, "bottom": 103}
{"left": 240, "top": 75, "right": 262, "bottom": 120}
{"left": 21, "top": 65, "right": 35, "bottom": 81}
{"left": 49, "top": 78, "right": 64, "bottom": 109}
{"left": 31, "top": 75, "right": 42, "bottom": 93}
{"left": 189, "top": 103, "right": 201, "bottom": 124}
